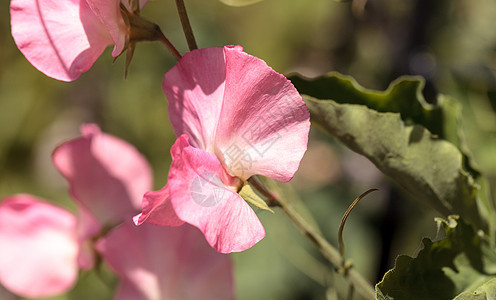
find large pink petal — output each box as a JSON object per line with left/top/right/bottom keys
{"left": 215, "top": 46, "right": 310, "bottom": 182}
{"left": 95, "top": 221, "right": 234, "bottom": 300}
{"left": 133, "top": 186, "right": 184, "bottom": 227}
{"left": 163, "top": 46, "right": 310, "bottom": 182}
{"left": 163, "top": 46, "right": 229, "bottom": 152}
{"left": 168, "top": 135, "right": 265, "bottom": 253}
{"left": 0, "top": 195, "right": 79, "bottom": 298}
{"left": 10, "top": 0, "right": 112, "bottom": 81}
{"left": 53, "top": 123, "right": 153, "bottom": 227}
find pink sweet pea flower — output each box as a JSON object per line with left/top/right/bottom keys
{"left": 53, "top": 124, "right": 152, "bottom": 227}
{"left": 96, "top": 221, "right": 233, "bottom": 300}
{"left": 10, "top": 0, "right": 148, "bottom": 81}
{"left": 0, "top": 195, "right": 80, "bottom": 298}
{"left": 135, "top": 45, "right": 310, "bottom": 253}
{"left": 0, "top": 125, "right": 234, "bottom": 299}
{"left": 0, "top": 124, "right": 150, "bottom": 298}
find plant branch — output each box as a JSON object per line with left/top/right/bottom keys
{"left": 277, "top": 194, "right": 376, "bottom": 299}
{"left": 175, "top": 0, "right": 198, "bottom": 51}
{"left": 249, "top": 176, "right": 376, "bottom": 299}
{"left": 248, "top": 176, "right": 278, "bottom": 205}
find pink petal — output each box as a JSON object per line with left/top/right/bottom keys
{"left": 163, "top": 46, "right": 310, "bottom": 182}
{"left": 215, "top": 46, "right": 310, "bottom": 181}
{"left": 85, "top": 0, "right": 126, "bottom": 56}
{"left": 168, "top": 135, "right": 265, "bottom": 253}
{"left": 75, "top": 204, "right": 101, "bottom": 269}
{"left": 85, "top": 0, "right": 149, "bottom": 57}
{"left": 163, "top": 46, "right": 228, "bottom": 152}
{"left": 113, "top": 282, "right": 147, "bottom": 300}
{"left": 123, "top": 0, "right": 149, "bottom": 11}
{"left": 0, "top": 195, "right": 79, "bottom": 298}
{"left": 53, "top": 123, "right": 153, "bottom": 227}
{"left": 10, "top": 0, "right": 113, "bottom": 81}
{"left": 133, "top": 187, "right": 184, "bottom": 227}
{"left": 95, "top": 221, "right": 234, "bottom": 300}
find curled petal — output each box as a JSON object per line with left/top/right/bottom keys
{"left": 86, "top": 0, "right": 150, "bottom": 57}
{"left": 0, "top": 195, "right": 78, "bottom": 298}
{"left": 121, "top": 0, "right": 150, "bottom": 12}
{"left": 10, "top": 0, "right": 112, "bottom": 81}
{"left": 133, "top": 187, "right": 184, "bottom": 227}
{"left": 85, "top": 0, "right": 126, "bottom": 56}
{"left": 168, "top": 135, "right": 265, "bottom": 253}
{"left": 95, "top": 221, "right": 234, "bottom": 300}
{"left": 53, "top": 123, "right": 153, "bottom": 227}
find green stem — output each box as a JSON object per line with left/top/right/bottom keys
{"left": 175, "top": 0, "right": 198, "bottom": 51}
{"left": 276, "top": 194, "right": 376, "bottom": 299}
{"left": 248, "top": 176, "right": 278, "bottom": 205}
{"left": 250, "top": 177, "right": 376, "bottom": 299}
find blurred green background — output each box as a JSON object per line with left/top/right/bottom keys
{"left": 1, "top": 0, "right": 496, "bottom": 299}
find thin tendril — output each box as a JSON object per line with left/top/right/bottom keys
{"left": 338, "top": 188, "right": 378, "bottom": 257}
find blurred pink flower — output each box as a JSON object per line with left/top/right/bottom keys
{"left": 96, "top": 221, "right": 233, "bottom": 300}
{"left": 10, "top": 0, "right": 148, "bottom": 81}
{"left": 0, "top": 195, "right": 80, "bottom": 298}
{"left": 0, "top": 124, "right": 233, "bottom": 299}
{"left": 53, "top": 124, "right": 152, "bottom": 227}
{"left": 135, "top": 45, "right": 310, "bottom": 253}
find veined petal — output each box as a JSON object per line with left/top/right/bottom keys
{"left": 0, "top": 195, "right": 79, "bottom": 298}
{"left": 95, "top": 221, "right": 234, "bottom": 300}
{"left": 162, "top": 46, "right": 310, "bottom": 182}
{"left": 53, "top": 123, "right": 153, "bottom": 227}
{"left": 215, "top": 46, "right": 310, "bottom": 182}
{"left": 168, "top": 135, "right": 265, "bottom": 253}
{"left": 10, "top": 0, "right": 112, "bottom": 81}
{"left": 163, "top": 47, "right": 228, "bottom": 152}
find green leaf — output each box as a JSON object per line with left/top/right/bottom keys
{"left": 290, "top": 73, "right": 483, "bottom": 228}
{"left": 239, "top": 183, "right": 274, "bottom": 213}
{"left": 291, "top": 73, "right": 443, "bottom": 135}
{"left": 454, "top": 278, "right": 496, "bottom": 299}
{"left": 376, "top": 216, "right": 496, "bottom": 299}
{"left": 290, "top": 72, "right": 479, "bottom": 178}
{"left": 219, "top": 0, "right": 263, "bottom": 7}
